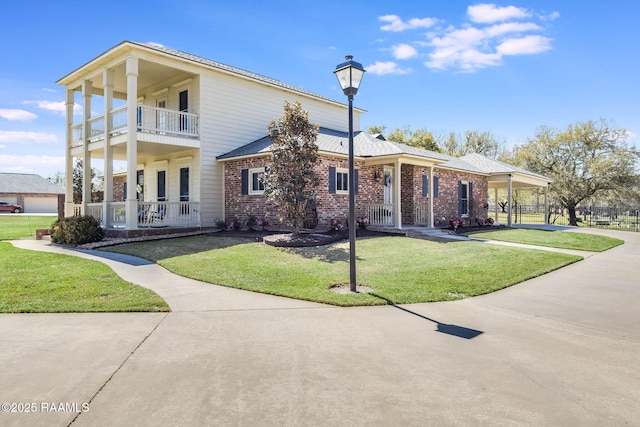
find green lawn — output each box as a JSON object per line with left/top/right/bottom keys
{"left": 0, "top": 242, "right": 169, "bottom": 313}
{"left": 103, "top": 235, "right": 582, "bottom": 307}
{"left": 467, "top": 228, "right": 623, "bottom": 252}
{"left": 0, "top": 215, "right": 57, "bottom": 240}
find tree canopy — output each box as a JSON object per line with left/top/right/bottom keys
{"left": 516, "top": 119, "right": 640, "bottom": 225}
{"left": 263, "top": 101, "right": 320, "bottom": 234}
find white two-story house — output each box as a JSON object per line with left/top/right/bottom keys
{"left": 58, "top": 41, "right": 550, "bottom": 235}
{"left": 57, "top": 41, "right": 363, "bottom": 234}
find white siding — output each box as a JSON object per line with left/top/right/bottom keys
{"left": 198, "top": 70, "right": 361, "bottom": 226}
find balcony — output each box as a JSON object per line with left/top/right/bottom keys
{"left": 71, "top": 105, "right": 199, "bottom": 147}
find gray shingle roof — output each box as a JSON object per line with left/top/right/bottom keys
{"left": 0, "top": 173, "right": 64, "bottom": 194}
{"left": 217, "top": 128, "right": 488, "bottom": 175}
{"left": 460, "top": 153, "right": 551, "bottom": 181}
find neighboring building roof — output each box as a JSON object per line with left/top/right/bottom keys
{"left": 0, "top": 173, "right": 64, "bottom": 194}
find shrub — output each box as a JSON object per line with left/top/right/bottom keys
{"left": 357, "top": 217, "right": 369, "bottom": 229}
{"left": 50, "top": 215, "right": 105, "bottom": 245}
{"left": 450, "top": 217, "right": 465, "bottom": 230}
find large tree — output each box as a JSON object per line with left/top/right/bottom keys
{"left": 263, "top": 101, "right": 320, "bottom": 234}
{"left": 443, "top": 130, "right": 504, "bottom": 158}
{"left": 517, "top": 119, "right": 640, "bottom": 225}
{"left": 368, "top": 125, "right": 441, "bottom": 152}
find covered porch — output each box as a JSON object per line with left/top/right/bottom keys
{"left": 363, "top": 155, "right": 446, "bottom": 229}
{"left": 60, "top": 53, "right": 202, "bottom": 231}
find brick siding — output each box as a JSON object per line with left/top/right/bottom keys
{"left": 223, "top": 155, "right": 489, "bottom": 228}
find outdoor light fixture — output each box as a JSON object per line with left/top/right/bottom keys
{"left": 334, "top": 55, "right": 365, "bottom": 293}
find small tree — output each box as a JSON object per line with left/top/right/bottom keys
{"left": 263, "top": 101, "right": 320, "bottom": 234}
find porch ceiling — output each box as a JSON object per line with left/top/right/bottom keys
{"left": 67, "top": 58, "right": 187, "bottom": 96}
{"left": 75, "top": 140, "right": 197, "bottom": 162}
{"left": 487, "top": 173, "right": 550, "bottom": 189}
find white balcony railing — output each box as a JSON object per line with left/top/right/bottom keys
{"left": 70, "top": 105, "right": 199, "bottom": 147}
{"left": 367, "top": 204, "right": 394, "bottom": 226}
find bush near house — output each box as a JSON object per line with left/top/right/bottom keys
{"left": 50, "top": 215, "right": 105, "bottom": 245}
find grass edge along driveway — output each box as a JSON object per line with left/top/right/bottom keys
{"left": 0, "top": 242, "right": 169, "bottom": 313}
{"left": 466, "top": 228, "right": 624, "bottom": 251}
{"left": 104, "top": 235, "right": 583, "bottom": 307}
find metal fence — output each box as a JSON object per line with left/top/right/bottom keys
{"left": 488, "top": 203, "right": 640, "bottom": 232}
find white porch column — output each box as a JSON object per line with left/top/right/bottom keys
{"left": 82, "top": 80, "right": 92, "bottom": 213}
{"left": 64, "top": 89, "right": 75, "bottom": 217}
{"left": 125, "top": 57, "right": 139, "bottom": 230}
{"left": 544, "top": 185, "right": 549, "bottom": 225}
{"left": 394, "top": 160, "right": 402, "bottom": 229}
{"left": 428, "top": 166, "right": 434, "bottom": 228}
{"left": 507, "top": 174, "right": 513, "bottom": 227}
{"left": 103, "top": 69, "right": 115, "bottom": 228}
{"left": 494, "top": 187, "right": 499, "bottom": 223}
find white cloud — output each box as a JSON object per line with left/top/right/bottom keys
{"left": 23, "top": 100, "right": 82, "bottom": 116}
{"left": 392, "top": 44, "right": 418, "bottom": 60}
{"left": 375, "top": 5, "right": 556, "bottom": 73}
{"left": 425, "top": 18, "right": 552, "bottom": 72}
{"left": 366, "top": 61, "right": 412, "bottom": 75}
{"left": 0, "top": 131, "right": 58, "bottom": 144}
{"left": 0, "top": 154, "right": 65, "bottom": 174}
{"left": 468, "top": 3, "right": 531, "bottom": 23}
{"left": 379, "top": 14, "right": 438, "bottom": 32}
{"left": 497, "top": 35, "right": 552, "bottom": 55}
{"left": 0, "top": 109, "right": 38, "bottom": 121}
{"left": 539, "top": 11, "right": 560, "bottom": 21}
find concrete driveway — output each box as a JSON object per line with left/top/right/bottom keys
{"left": 1, "top": 228, "right": 639, "bottom": 426}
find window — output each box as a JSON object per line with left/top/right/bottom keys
{"left": 249, "top": 168, "right": 265, "bottom": 194}
{"left": 329, "top": 166, "right": 358, "bottom": 195}
{"left": 336, "top": 168, "right": 349, "bottom": 194}
{"left": 157, "top": 170, "right": 166, "bottom": 202}
{"left": 180, "top": 167, "right": 189, "bottom": 202}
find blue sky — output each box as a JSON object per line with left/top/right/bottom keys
{"left": 1, "top": 0, "right": 638, "bottom": 179}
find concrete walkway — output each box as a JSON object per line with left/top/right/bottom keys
{"left": 2, "top": 228, "right": 639, "bottom": 426}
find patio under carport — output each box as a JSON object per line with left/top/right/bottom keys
{"left": 460, "top": 153, "right": 552, "bottom": 227}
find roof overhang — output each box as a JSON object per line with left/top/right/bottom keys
{"left": 487, "top": 172, "right": 552, "bottom": 189}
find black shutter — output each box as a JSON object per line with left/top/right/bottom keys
{"left": 434, "top": 176, "right": 439, "bottom": 197}
{"left": 329, "top": 167, "right": 336, "bottom": 194}
{"left": 241, "top": 169, "right": 249, "bottom": 195}
{"left": 422, "top": 175, "right": 428, "bottom": 197}
{"left": 458, "top": 180, "right": 463, "bottom": 216}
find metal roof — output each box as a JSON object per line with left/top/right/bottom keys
{"left": 0, "top": 173, "right": 64, "bottom": 195}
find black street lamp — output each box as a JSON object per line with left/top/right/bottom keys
{"left": 334, "top": 55, "right": 365, "bottom": 293}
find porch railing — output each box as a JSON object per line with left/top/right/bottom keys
{"left": 79, "top": 201, "right": 200, "bottom": 229}
{"left": 367, "top": 204, "right": 394, "bottom": 226}
{"left": 70, "top": 105, "right": 199, "bottom": 147}
{"left": 137, "top": 201, "right": 200, "bottom": 227}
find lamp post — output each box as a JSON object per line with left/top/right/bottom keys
{"left": 334, "top": 55, "right": 365, "bottom": 293}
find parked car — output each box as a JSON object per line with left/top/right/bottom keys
{"left": 0, "top": 201, "right": 22, "bottom": 213}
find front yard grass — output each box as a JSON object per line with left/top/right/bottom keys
{"left": 0, "top": 215, "right": 57, "bottom": 240}
{"left": 0, "top": 242, "right": 169, "bottom": 313}
{"left": 103, "top": 235, "right": 582, "bottom": 307}
{"left": 466, "top": 228, "right": 623, "bottom": 252}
